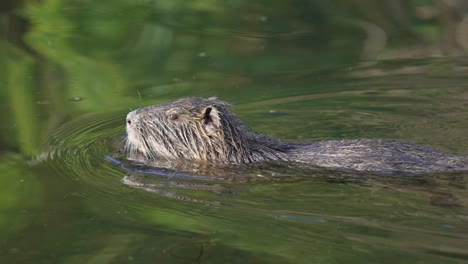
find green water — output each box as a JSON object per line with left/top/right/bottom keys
{"left": 1, "top": 1, "right": 468, "bottom": 263}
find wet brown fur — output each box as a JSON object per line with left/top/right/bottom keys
{"left": 125, "top": 97, "right": 286, "bottom": 164}
{"left": 125, "top": 97, "right": 468, "bottom": 175}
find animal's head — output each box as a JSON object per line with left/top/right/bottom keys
{"left": 125, "top": 97, "right": 249, "bottom": 163}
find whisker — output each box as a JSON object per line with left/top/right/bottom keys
{"left": 137, "top": 90, "right": 142, "bottom": 107}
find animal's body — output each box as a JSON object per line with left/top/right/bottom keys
{"left": 125, "top": 97, "right": 467, "bottom": 175}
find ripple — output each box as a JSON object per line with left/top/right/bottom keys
{"left": 33, "top": 112, "right": 133, "bottom": 207}
{"left": 33, "top": 111, "right": 259, "bottom": 213}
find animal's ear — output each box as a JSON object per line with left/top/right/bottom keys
{"left": 202, "top": 106, "right": 222, "bottom": 135}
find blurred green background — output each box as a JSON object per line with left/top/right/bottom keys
{"left": 2, "top": 0, "right": 468, "bottom": 155}
{"left": 1, "top": 1, "right": 468, "bottom": 263}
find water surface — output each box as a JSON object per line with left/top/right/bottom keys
{"left": 1, "top": 1, "right": 468, "bottom": 263}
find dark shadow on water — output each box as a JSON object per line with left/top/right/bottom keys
{"left": 106, "top": 154, "right": 467, "bottom": 208}
{"left": 105, "top": 155, "right": 214, "bottom": 181}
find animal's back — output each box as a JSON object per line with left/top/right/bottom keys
{"left": 287, "top": 139, "right": 468, "bottom": 175}
{"left": 125, "top": 97, "right": 468, "bottom": 175}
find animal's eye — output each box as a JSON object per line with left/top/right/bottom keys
{"left": 168, "top": 114, "right": 178, "bottom": 120}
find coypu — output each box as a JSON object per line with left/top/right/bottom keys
{"left": 125, "top": 97, "right": 468, "bottom": 175}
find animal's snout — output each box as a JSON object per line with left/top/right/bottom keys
{"left": 126, "top": 111, "right": 138, "bottom": 127}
